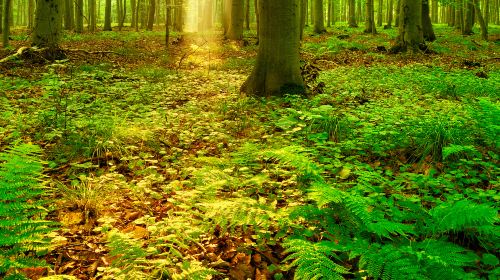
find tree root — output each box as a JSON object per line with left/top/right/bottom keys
{"left": 0, "top": 47, "right": 119, "bottom": 66}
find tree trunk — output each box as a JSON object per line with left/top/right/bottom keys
{"left": 395, "top": 0, "right": 401, "bottom": 26}
{"left": 147, "top": 0, "right": 155, "bottom": 30}
{"left": 463, "top": 0, "right": 474, "bottom": 34}
{"left": 348, "top": 0, "right": 357, "bottom": 27}
{"left": 28, "top": 0, "right": 35, "bottom": 29}
{"left": 300, "top": 0, "right": 306, "bottom": 39}
{"left": 365, "top": 0, "right": 377, "bottom": 33}
{"left": 88, "top": 0, "right": 96, "bottom": 32}
{"left": 227, "top": 0, "right": 244, "bottom": 40}
{"left": 377, "top": 0, "right": 383, "bottom": 26}
{"left": 473, "top": 0, "right": 488, "bottom": 40}
{"left": 313, "top": 0, "right": 326, "bottom": 32}
{"left": 131, "top": 0, "right": 137, "bottom": 27}
{"left": 245, "top": 0, "right": 250, "bottom": 30}
{"left": 33, "top": 0, "right": 63, "bottom": 55}
{"left": 392, "top": 0, "right": 424, "bottom": 52}
{"left": 241, "top": 0, "right": 305, "bottom": 97}
{"left": 76, "top": 0, "right": 84, "bottom": 32}
{"left": 386, "top": 0, "right": 393, "bottom": 28}
{"left": 166, "top": 0, "right": 171, "bottom": 47}
{"left": 104, "top": 0, "right": 112, "bottom": 30}
{"left": 0, "top": 0, "right": 3, "bottom": 36}
{"left": 422, "top": 0, "right": 435, "bottom": 41}
{"left": 173, "top": 0, "right": 183, "bottom": 31}
{"left": 2, "top": 0, "right": 10, "bottom": 48}
{"left": 456, "top": 0, "right": 464, "bottom": 31}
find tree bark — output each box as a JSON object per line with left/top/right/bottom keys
{"left": 392, "top": 0, "right": 424, "bottom": 52}
{"left": 463, "top": 0, "right": 474, "bottom": 34}
{"left": 0, "top": 0, "right": 3, "bottom": 36}
{"left": 226, "top": 0, "right": 244, "bottom": 40}
{"left": 422, "top": 0, "right": 435, "bottom": 41}
{"left": 348, "top": 0, "right": 357, "bottom": 27}
{"left": 104, "top": 0, "right": 112, "bottom": 30}
{"left": 377, "top": 0, "right": 383, "bottom": 26}
{"left": 75, "top": 0, "right": 84, "bottom": 32}
{"left": 300, "top": 0, "right": 306, "bottom": 39}
{"left": 386, "top": 0, "right": 394, "bottom": 28}
{"left": 395, "top": 0, "right": 401, "bottom": 26}
{"left": 2, "top": 0, "right": 10, "bottom": 48}
{"left": 241, "top": 0, "right": 305, "bottom": 97}
{"left": 33, "top": 0, "right": 62, "bottom": 53}
{"left": 365, "top": 0, "right": 377, "bottom": 33}
{"left": 147, "top": 0, "right": 156, "bottom": 30}
{"left": 313, "top": 0, "right": 326, "bottom": 32}
{"left": 473, "top": 0, "right": 488, "bottom": 40}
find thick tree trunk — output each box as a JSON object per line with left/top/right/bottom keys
{"left": 131, "top": 0, "right": 137, "bottom": 27}
{"left": 245, "top": 0, "right": 250, "bottom": 30}
{"left": 365, "top": 0, "right": 377, "bottom": 33}
{"left": 348, "top": 0, "right": 357, "bottom": 27}
{"left": 104, "top": 0, "right": 112, "bottom": 30}
{"left": 33, "top": 0, "right": 62, "bottom": 52}
{"left": 392, "top": 0, "right": 424, "bottom": 52}
{"left": 422, "top": 0, "right": 435, "bottom": 41}
{"left": 473, "top": 0, "right": 488, "bottom": 40}
{"left": 28, "top": 0, "right": 35, "bottom": 29}
{"left": 88, "top": 0, "right": 96, "bottom": 32}
{"left": 147, "top": 0, "right": 155, "bottom": 30}
{"left": 456, "top": 0, "right": 464, "bottom": 31}
{"left": 313, "top": 0, "right": 326, "bottom": 32}
{"left": 395, "top": 0, "right": 401, "bottom": 26}
{"left": 226, "top": 0, "right": 244, "bottom": 40}
{"left": 241, "top": 0, "right": 305, "bottom": 97}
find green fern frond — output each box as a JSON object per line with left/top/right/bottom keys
{"left": 284, "top": 239, "right": 349, "bottom": 280}
{"left": 200, "top": 197, "right": 274, "bottom": 233}
{"left": 359, "top": 243, "right": 421, "bottom": 280}
{"left": 172, "top": 261, "right": 219, "bottom": 280}
{"left": 0, "top": 143, "right": 58, "bottom": 276}
{"left": 428, "top": 199, "right": 498, "bottom": 235}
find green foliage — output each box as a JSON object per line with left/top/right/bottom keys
{"left": 0, "top": 143, "right": 58, "bottom": 277}
{"left": 283, "top": 239, "right": 349, "bottom": 280}
{"left": 472, "top": 98, "right": 500, "bottom": 149}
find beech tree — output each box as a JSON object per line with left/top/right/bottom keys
{"left": 313, "top": 0, "right": 326, "bottom": 33}
{"left": 391, "top": 0, "right": 424, "bottom": 52}
{"left": 348, "top": 0, "right": 357, "bottom": 27}
{"left": 226, "top": 0, "right": 244, "bottom": 40}
{"left": 32, "top": 0, "right": 63, "bottom": 59}
{"left": 76, "top": 0, "right": 84, "bottom": 33}
{"left": 2, "top": 0, "right": 10, "bottom": 48}
{"left": 104, "top": 0, "right": 112, "bottom": 31}
{"left": 422, "top": 0, "right": 435, "bottom": 41}
{"left": 365, "top": 0, "right": 377, "bottom": 33}
{"left": 241, "top": 0, "right": 304, "bottom": 96}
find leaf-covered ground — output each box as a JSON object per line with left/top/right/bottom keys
{"left": 1, "top": 24, "right": 499, "bottom": 279}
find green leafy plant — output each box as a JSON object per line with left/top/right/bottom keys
{"left": 0, "top": 143, "right": 58, "bottom": 279}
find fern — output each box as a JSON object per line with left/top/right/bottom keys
{"left": 0, "top": 143, "right": 58, "bottom": 277}
{"left": 473, "top": 98, "right": 500, "bottom": 149}
{"left": 284, "top": 239, "right": 349, "bottom": 280}
{"left": 428, "top": 199, "right": 498, "bottom": 235}
{"left": 172, "top": 261, "right": 219, "bottom": 280}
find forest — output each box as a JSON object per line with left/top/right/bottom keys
{"left": 0, "top": 0, "right": 499, "bottom": 279}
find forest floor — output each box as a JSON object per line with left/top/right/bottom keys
{"left": 1, "top": 24, "right": 499, "bottom": 280}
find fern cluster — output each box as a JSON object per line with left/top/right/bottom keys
{"left": 0, "top": 144, "right": 58, "bottom": 279}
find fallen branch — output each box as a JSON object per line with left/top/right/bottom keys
{"left": 64, "top": 48, "right": 120, "bottom": 55}
{"left": 0, "top": 46, "right": 49, "bottom": 63}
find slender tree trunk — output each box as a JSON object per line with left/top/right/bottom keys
{"left": 365, "top": 0, "right": 376, "bottom": 33}
{"left": 463, "top": 0, "right": 474, "bottom": 34}
{"left": 76, "top": 0, "right": 84, "bottom": 32}
{"left": 377, "top": 0, "right": 383, "bottom": 26}
{"left": 456, "top": 0, "right": 464, "bottom": 31}
{"left": 395, "top": 0, "right": 401, "bottom": 26}
{"left": 473, "top": 0, "right": 488, "bottom": 39}
{"left": 484, "top": 0, "right": 489, "bottom": 28}
{"left": 2, "top": 0, "right": 10, "bottom": 47}
{"left": 88, "top": 0, "right": 96, "bottom": 31}
{"left": 147, "top": 0, "right": 155, "bottom": 30}
{"left": 0, "top": 0, "right": 3, "bottom": 35}
{"left": 104, "top": 0, "right": 112, "bottom": 30}
{"left": 245, "top": 0, "right": 250, "bottom": 30}
{"left": 300, "top": 0, "right": 306, "bottom": 39}
{"left": 241, "top": 0, "right": 304, "bottom": 96}
{"left": 227, "top": 0, "right": 244, "bottom": 39}
{"left": 173, "top": 0, "right": 182, "bottom": 31}
{"left": 131, "top": 0, "right": 137, "bottom": 27}
{"left": 327, "top": 0, "right": 331, "bottom": 27}
{"left": 314, "top": 0, "right": 326, "bottom": 32}
{"left": 166, "top": 0, "right": 171, "bottom": 47}
{"left": 348, "top": 0, "right": 357, "bottom": 27}
{"left": 386, "top": 0, "right": 393, "bottom": 27}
